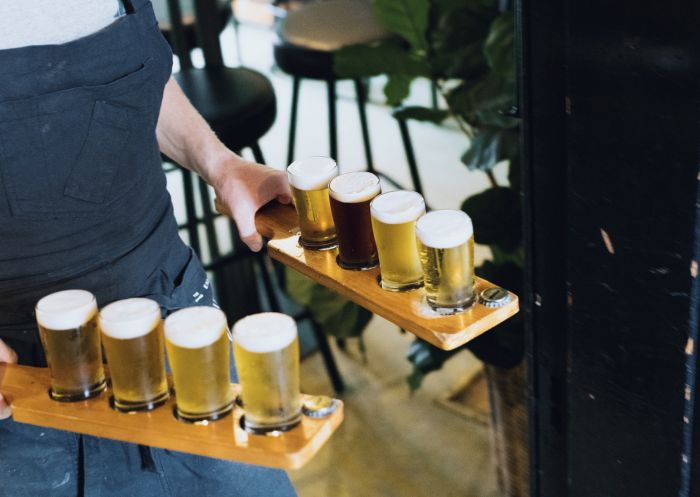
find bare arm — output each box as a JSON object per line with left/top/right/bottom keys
{"left": 156, "top": 77, "right": 291, "bottom": 251}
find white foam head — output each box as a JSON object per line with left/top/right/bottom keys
{"left": 233, "top": 313, "right": 297, "bottom": 354}
{"left": 370, "top": 190, "right": 425, "bottom": 224}
{"left": 329, "top": 172, "right": 381, "bottom": 203}
{"left": 35, "top": 289, "right": 97, "bottom": 331}
{"left": 164, "top": 306, "right": 227, "bottom": 349}
{"left": 416, "top": 210, "right": 474, "bottom": 249}
{"left": 287, "top": 156, "right": 338, "bottom": 190}
{"left": 99, "top": 298, "right": 161, "bottom": 340}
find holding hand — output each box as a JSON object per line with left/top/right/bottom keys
{"left": 0, "top": 338, "right": 18, "bottom": 420}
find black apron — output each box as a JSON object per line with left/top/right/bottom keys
{"left": 0, "top": 2, "right": 296, "bottom": 495}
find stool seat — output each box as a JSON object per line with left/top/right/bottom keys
{"left": 174, "top": 67, "right": 276, "bottom": 152}
{"left": 153, "top": 0, "right": 231, "bottom": 52}
{"left": 280, "top": 0, "right": 388, "bottom": 52}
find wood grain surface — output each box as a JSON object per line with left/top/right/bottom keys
{"left": 255, "top": 202, "right": 519, "bottom": 350}
{"left": 0, "top": 364, "right": 343, "bottom": 470}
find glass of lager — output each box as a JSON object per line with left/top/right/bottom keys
{"left": 329, "top": 171, "right": 381, "bottom": 270}
{"left": 164, "top": 307, "right": 234, "bottom": 422}
{"left": 416, "top": 210, "right": 476, "bottom": 313}
{"left": 35, "top": 290, "right": 106, "bottom": 401}
{"left": 287, "top": 157, "right": 338, "bottom": 249}
{"left": 99, "top": 298, "right": 169, "bottom": 412}
{"left": 370, "top": 191, "right": 426, "bottom": 291}
{"left": 232, "top": 313, "right": 302, "bottom": 434}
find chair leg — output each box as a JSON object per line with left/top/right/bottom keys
{"left": 310, "top": 320, "right": 345, "bottom": 394}
{"left": 396, "top": 118, "right": 426, "bottom": 197}
{"left": 353, "top": 79, "right": 375, "bottom": 173}
{"left": 430, "top": 80, "right": 439, "bottom": 110}
{"left": 250, "top": 142, "right": 265, "bottom": 164}
{"left": 287, "top": 77, "right": 301, "bottom": 165}
{"left": 256, "top": 252, "right": 282, "bottom": 312}
{"left": 327, "top": 79, "right": 338, "bottom": 161}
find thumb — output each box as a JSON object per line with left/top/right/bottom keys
{"left": 233, "top": 206, "right": 263, "bottom": 252}
{"left": 0, "top": 392, "right": 11, "bottom": 420}
{"left": 0, "top": 339, "right": 17, "bottom": 364}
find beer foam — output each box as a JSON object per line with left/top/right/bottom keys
{"left": 370, "top": 190, "right": 425, "bottom": 225}
{"left": 329, "top": 172, "right": 381, "bottom": 203}
{"left": 287, "top": 157, "right": 337, "bottom": 190}
{"left": 416, "top": 210, "right": 473, "bottom": 249}
{"left": 35, "top": 289, "right": 97, "bottom": 331}
{"left": 233, "top": 312, "right": 297, "bottom": 354}
{"left": 164, "top": 307, "right": 227, "bottom": 349}
{"left": 99, "top": 298, "right": 161, "bottom": 340}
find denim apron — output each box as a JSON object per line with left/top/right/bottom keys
{"left": 0, "top": 1, "right": 296, "bottom": 496}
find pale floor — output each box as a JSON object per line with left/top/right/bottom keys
{"left": 166, "top": 16, "right": 503, "bottom": 497}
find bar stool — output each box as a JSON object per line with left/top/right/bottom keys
{"left": 273, "top": 0, "right": 387, "bottom": 168}
{"left": 161, "top": 0, "right": 345, "bottom": 393}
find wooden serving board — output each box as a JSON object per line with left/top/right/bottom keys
{"left": 0, "top": 364, "right": 343, "bottom": 470}
{"left": 254, "top": 202, "right": 519, "bottom": 351}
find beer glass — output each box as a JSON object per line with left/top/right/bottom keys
{"left": 164, "top": 306, "right": 234, "bottom": 422}
{"left": 232, "top": 312, "right": 302, "bottom": 434}
{"left": 287, "top": 157, "right": 338, "bottom": 249}
{"left": 329, "top": 172, "right": 381, "bottom": 270}
{"left": 35, "top": 289, "right": 106, "bottom": 401}
{"left": 370, "top": 191, "right": 426, "bottom": 291}
{"left": 416, "top": 210, "right": 476, "bottom": 312}
{"left": 99, "top": 298, "right": 169, "bottom": 412}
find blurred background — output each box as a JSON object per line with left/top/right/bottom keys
{"left": 157, "top": 1, "right": 526, "bottom": 496}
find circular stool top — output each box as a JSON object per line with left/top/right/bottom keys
{"left": 281, "top": 0, "right": 389, "bottom": 52}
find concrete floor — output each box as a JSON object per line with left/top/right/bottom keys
{"left": 167, "top": 15, "right": 504, "bottom": 497}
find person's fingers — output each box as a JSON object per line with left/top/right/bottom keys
{"left": 0, "top": 339, "right": 17, "bottom": 364}
{"left": 232, "top": 205, "right": 263, "bottom": 252}
{"left": 277, "top": 193, "right": 292, "bottom": 205}
{"left": 0, "top": 392, "right": 11, "bottom": 420}
{"left": 271, "top": 171, "right": 292, "bottom": 205}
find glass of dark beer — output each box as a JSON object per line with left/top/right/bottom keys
{"left": 329, "top": 172, "right": 381, "bottom": 270}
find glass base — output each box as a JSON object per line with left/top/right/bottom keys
{"left": 426, "top": 296, "right": 476, "bottom": 315}
{"left": 49, "top": 379, "right": 106, "bottom": 402}
{"left": 299, "top": 236, "right": 338, "bottom": 251}
{"left": 173, "top": 401, "right": 234, "bottom": 424}
{"left": 377, "top": 275, "right": 424, "bottom": 292}
{"left": 336, "top": 254, "right": 378, "bottom": 271}
{"left": 239, "top": 412, "right": 302, "bottom": 435}
{"left": 110, "top": 390, "right": 169, "bottom": 413}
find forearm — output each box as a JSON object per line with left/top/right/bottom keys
{"left": 156, "top": 77, "right": 238, "bottom": 187}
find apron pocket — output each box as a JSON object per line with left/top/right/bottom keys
{"left": 64, "top": 101, "right": 129, "bottom": 204}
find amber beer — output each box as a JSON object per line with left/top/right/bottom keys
{"left": 329, "top": 172, "right": 381, "bottom": 269}
{"left": 164, "top": 307, "right": 233, "bottom": 422}
{"left": 287, "top": 157, "right": 338, "bottom": 249}
{"left": 233, "top": 313, "right": 302, "bottom": 433}
{"left": 416, "top": 210, "right": 476, "bottom": 312}
{"left": 99, "top": 298, "right": 169, "bottom": 412}
{"left": 36, "top": 290, "right": 106, "bottom": 401}
{"left": 370, "top": 191, "right": 426, "bottom": 291}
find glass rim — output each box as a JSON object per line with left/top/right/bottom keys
{"left": 35, "top": 289, "right": 98, "bottom": 331}
{"left": 99, "top": 297, "right": 161, "bottom": 325}
{"left": 369, "top": 190, "right": 425, "bottom": 224}
{"left": 415, "top": 209, "right": 473, "bottom": 249}
{"left": 286, "top": 156, "right": 338, "bottom": 177}
{"left": 328, "top": 171, "right": 381, "bottom": 202}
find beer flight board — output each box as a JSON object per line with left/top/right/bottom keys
{"left": 255, "top": 202, "right": 519, "bottom": 351}
{"left": 0, "top": 364, "right": 343, "bottom": 470}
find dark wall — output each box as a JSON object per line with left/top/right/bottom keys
{"left": 521, "top": 1, "right": 700, "bottom": 496}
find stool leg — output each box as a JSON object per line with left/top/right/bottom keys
{"left": 287, "top": 77, "right": 301, "bottom": 165}
{"left": 327, "top": 79, "right": 338, "bottom": 161}
{"left": 256, "top": 252, "right": 281, "bottom": 312}
{"left": 310, "top": 320, "right": 345, "bottom": 394}
{"left": 181, "top": 169, "right": 201, "bottom": 255}
{"left": 397, "top": 118, "right": 426, "bottom": 196}
{"left": 250, "top": 142, "right": 265, "bottom": 164}
{"left": 353, "top": 79, "right": 375, "bottom": 173}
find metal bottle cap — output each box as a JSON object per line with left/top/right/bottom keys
{"left": 479, "top": 287, "right": 512, "bottom": 308}
{"left": 302, "top": 395, "right": 339, "bottom": 419}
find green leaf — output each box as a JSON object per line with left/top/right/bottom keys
{"left": 285, "top": 268, "right": 372, "bottom": 339}
{"left": 461, "top": 186, "right": 522, "bottom": 251}
{"left": 384, "top": 75, "right": 413, "bottom": 106}
{"left": 484, "top": 13, "right": 515, "bottom": 72}
{"left": 406, "top": 339, "right": 460, "bottom": 392}
{"left": 461, "top": 127, "right": 519, "bottom": 171}
{"left": 392, "top": 106, "right": 448, "bottom": 123}
{"left": 334, "top": 41, "right": 430, "bottom": 79}
{"left": 372, "top": 0, "right": 429, "bottom": 53}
